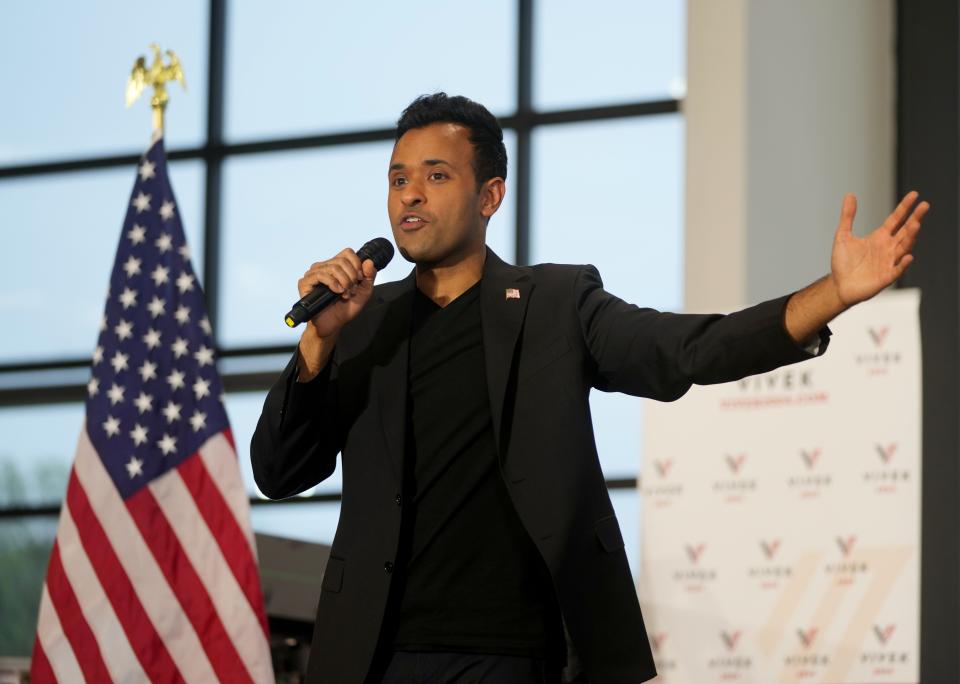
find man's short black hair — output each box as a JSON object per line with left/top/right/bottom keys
{"left": 396, "top": 92, "right": 507, "bottom": 188}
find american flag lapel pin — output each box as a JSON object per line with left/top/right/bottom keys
{"left": 505, "top": 288, "right": 521, "bottom": 301}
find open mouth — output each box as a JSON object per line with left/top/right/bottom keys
{"left": 400, "top": 215, "right": 428, "bottom": 230}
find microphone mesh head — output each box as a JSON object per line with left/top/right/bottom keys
{"left": 358, "top": 237, "right": 395, "bottom": 271}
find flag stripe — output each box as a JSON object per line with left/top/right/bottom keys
{"left": 153, "top": 456, "right": 272, "bottom": 682}
{"left": 35, "top": 585, "right": 85, "bottom": 683}
{"left": 182, "top": 444, "right": 269, "bottom": 634}
{"left": 127, "top": 483, "right": 253, "bottom": 684}
{"left": 45, "top": 543, "right": 114, "bottom": 682}
{"left": 73, "top": 428, "right": 216, "bottom": 682}
{"left": 54, "top": 499, "right": 148, "bottom": 682}
{"left": 30, "top": 639, "right": 56, "bottom": 684}
{"left": 66, "top": 464, "right": 184, "bottom": 683}
{"left": 199, "top": 430, "right": 257, "bottom": 556}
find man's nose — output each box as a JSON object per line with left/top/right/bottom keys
{"left": 401, "top": 180, "right": 425, "bottom": 206}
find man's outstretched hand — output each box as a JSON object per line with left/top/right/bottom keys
{"left": 784, "top": 192, "right": 929, "bottom": 346}
{"left": 831, "top": 191, "right": 929, "bottom": 307}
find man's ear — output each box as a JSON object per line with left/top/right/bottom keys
{"left": 480, "top": 177, "right": 506, "bottom": 219}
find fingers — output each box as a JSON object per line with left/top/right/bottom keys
{"left": 882, "top": 190, "right": 920, "bottom": 234}
{"left": 361, "top": 258, "right": 378, "bottom": 280}
{"left": 892, "top": 200, "right": 928, "bottom": 263}
{"left": 893, "top": 253, "right": 915, "bottom": 277}
{"left": 298, "top": 249, "right": 367, "bottom": 298}
{"left": 836, "top": 193, "right": 857, "bottom": 236}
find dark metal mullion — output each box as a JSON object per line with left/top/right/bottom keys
{"left": 514, "top": 0, "right": 534, "bottom": 265}
{"left": 0, "top": 103, "right": 679, "bottom": 182}
{"left": 0, "top": 477, "right": 639, "bottom": 519}
{"left": 203, "top": 0, "right": 227, "bottom": 341}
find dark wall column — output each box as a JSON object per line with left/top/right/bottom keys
{"left": 897, "top": 1, "right": 959, "bottom": 681}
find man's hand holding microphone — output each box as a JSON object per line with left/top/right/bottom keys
{"left": 286, "top": 238, "right": 394, "bottom": 382}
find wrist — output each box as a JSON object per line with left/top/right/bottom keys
{"left": 297, "top": 328, "right": 338, "bottom": 382}
{"left": 825, "top": 273, "right": 852, "bottom": 313}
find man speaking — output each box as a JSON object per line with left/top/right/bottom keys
{"left": 251, "top": 93, "right": 927, "bottom": 683}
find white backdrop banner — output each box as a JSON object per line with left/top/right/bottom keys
{"left": 639, "top": 289, "right": 920, "bottom": 684}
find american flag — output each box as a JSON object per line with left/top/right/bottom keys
{"left": 31, "top": 137, "right": 273, "bottom": 683}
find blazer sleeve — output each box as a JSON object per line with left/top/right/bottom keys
{"left": 250, "top": 347, "right": 342, "bottom": 499}
{"left": 575, "top": 265, "right": 830, "bottom": 401}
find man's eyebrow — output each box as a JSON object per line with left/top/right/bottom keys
{"left": 389, "top": 159, "right": 452, "bottom": 172}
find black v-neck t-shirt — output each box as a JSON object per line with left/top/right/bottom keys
{"left": 387, "top": 281, "right": 562, "bottom": 659}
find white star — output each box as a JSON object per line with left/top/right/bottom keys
{"left": 107, "top": 383, "right": 125, "bottom": 405}
{"left": 118, "top": 287, "right": 138, "bottom": 309}
{"left": 174, "top": 305, "right": 191, "bottom": 325}
{"left": 150, "top": 264, "right": 170, "bottom": 286}
{"left": 110, "top": 351, "right": 129, "bottom": 373}
{"left": 133, "top": 391, "right": 153, "bottom": 414}
{"left": 161, "top": 400, "right": 182, "bottom": 423}
{"left": 147, "top": 296, "right": 166, "bottom": 318}
{"left": 142, "top": 328, "right": 162, "bottom": 350}
{"left": 132, "top": 192, "right": 151, "bottom": 213}
{"left": 130, "top": 423, "right": 149, "bottom": 446}
{"left": 125, "top": 456, "right": 144, "bottom": 478}
{"left": 87, "top": 377, "right": 99, "bottom": 397}
{"left": 175, "top": 272, "right": 195, "bottom": 294}
{"left": 189, "top": 410, "right": 207, "bottom": 433}
{"left": 138, "top": 359, "right": 157, "bottom": 382}
{"left": 192, "top": 377, "right": 211, "bottom": 400}
{"left": 171, "top": 337, "right": 189, "bottom": 358}
{"left": 155, "top": 233, "right": 173, "bottom": 253}
{"left": 138, "top": 160, "right": 156, "bottom": 181}
{"left": 178, "top": 244, "right": 191, "bottom": 260}
{"left": 122, "top": 255, "right": 142, "bottom": 278}
{"left": 92, "top": 346, "right": 104, "bottom": 365}
{"left": 194, "top": 345, "right": 214, "bottom": 367}
{"left": 199, "top": 316, "right": 212, "bottom": 336}
{"left": 127, "top": 224, "right": 146, "bottom": 245}
{"left": 166, "top": 369, "right": 185, "bottom": 391}
{"left": 103, "top": 415, "right": 121, "bottom": 437}
{"left": 157, "top": 433, "right": 178, "bottom": 456}
{"left": 159, "top": 200, "right": 175, "bottom": 221}
{"left": 114, "top": 319, "right": 133, "bottom": 341}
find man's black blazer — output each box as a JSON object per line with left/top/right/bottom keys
{"left": 251, "top": 248, "right": 827, "bottom": 683}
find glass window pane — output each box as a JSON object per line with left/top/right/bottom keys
{"left": 0, "top": 3, "right": 207, "bottom": 165}
{"left": 225, "top": 390, "right": 343, "bottom": 498}
{"left": 251, "top": 501, "right": 341, "bottom": 546}
{"left": 0, "top": 403, "right": 83, "bottom": 508}
{"left": 0, "top": 160, "right": 205, "bottom": 364}
{"left": 226, "top": 1, "right": 516, "bottom": 140}
{"left": 0, "top": 516, "right": 58, "bottom": 657}
{"left": 609, "top": 487, "right": 641, "bottom": 579}
{"left": 534, "top": 0, "right": 686, "bottom": 111}
{"left": 530, "top": 115, "right": 684, "bottom": 478}
{"left": 219, "top": 137, "right": 516, "bottom": 348}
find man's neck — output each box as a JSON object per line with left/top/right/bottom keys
{"left": 415, "top": 247, "right": 486, "bottom": 307}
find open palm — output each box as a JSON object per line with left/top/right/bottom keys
{"left": 832, "top": 191, "right": 929, "bottom": 307}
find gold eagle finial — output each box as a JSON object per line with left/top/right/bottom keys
{"left": 126, "top": 44, "right": 187, "bottom": 133}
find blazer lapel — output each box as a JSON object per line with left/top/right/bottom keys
{"left": 480, "top": 249, "right": 533, "bottom": 455}
{"left": 365, "top": 270, "right": 416, "bottom": 486}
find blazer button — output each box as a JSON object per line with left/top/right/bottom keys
{"left": 394, "top": 494, "right": 402, "bottom": 506}
{"left": 384, "top": 561, "right": 394, "bottom": 574}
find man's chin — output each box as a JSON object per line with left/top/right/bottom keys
{"left": 397, "top": 244, "right": 441, "bottom": 268}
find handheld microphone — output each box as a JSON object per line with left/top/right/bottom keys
{"left": 284, "top": 237, "right": 395, "bottom": 328}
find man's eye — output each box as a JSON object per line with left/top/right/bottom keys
{"left": 430, "top": 172, "right": 446, "bottom": 181}
{"left": 392, "top": 177, "right": 407, "bottom": 187}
